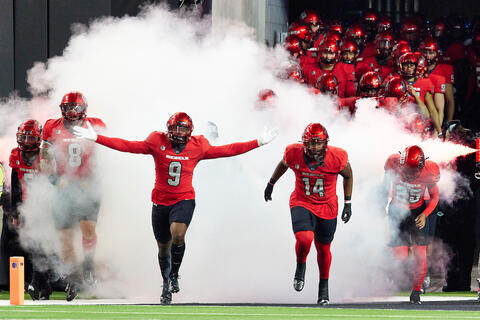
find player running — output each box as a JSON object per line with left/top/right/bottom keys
{"left": 40, "top": 92, "right": 106, "bottom": 301}
{"left": 383, "top": 145, "right": 440, "bottom": 304}
{"left": 10, "top": 120, "right": 53, "bottom": 300}
{"left": 264, "top": 123, "right": 353, "bottom": 305}
{"left": 73, "top": 112, "right": 278, "bottom": 304}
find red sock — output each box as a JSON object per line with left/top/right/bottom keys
{"left": 314, "top": 241, "right": 332, "bottom": 279}
{"left": 82, "top": 235, "right": 97, "bottom": 257}
{"left": 392, "top": 246, "right": 409, "bottom": 260}
{"left": 294, "top": 231, "right": 314, "bottom": 263}
{"left": 412, "top": 245, "right": 427, "bottom": 291}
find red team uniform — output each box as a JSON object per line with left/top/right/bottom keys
{"left": 10, "top": 148, "right": 41, "bottom": 201}
{"left": 265, "top": 123, "right": 352, "bottom": 305}
{"left": 384, "top": 146, "right": 440, "bottom": 304}
{"left": 355, "top": 56, "right": 395, "bottom": 82}
{"left": 95, "top": 132, "right": 259, "bottom": 206}
{"left": 385, "top": 153, "right": 440, "bottom": 213}
{"left": 42, "top": 118, "right": 106, "bottom": 179}
{"left": 284, "top": 144, "right": 348, "bottom": 219}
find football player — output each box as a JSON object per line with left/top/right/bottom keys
{"left": 40, "top": 92, "right": 106, "bottom": 301}
{"left": 264, "top": 123, "right": 353, "bottom": 305}
{"left": 10, "top": 120, "right": 52, "bottom": 300}
{"left": 73, "top": 112, "right": 278, "bottom": 304}
{"left": 419, "top": 37, "right": 455, "bottom": 122}
{"left": 355, "top": 31, "right": 396, "bottom": 82}
{"left": 383, "top": 145, "right": 440, "bottom": 304}
{"left": 397, "top": 52, "right": 441, "bottom": 134}
{"left": 303, "top": 38, "right": 355, "bottom": 98}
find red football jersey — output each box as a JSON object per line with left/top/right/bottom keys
{"left": 425, "top": 73, "right": 446, "bottom": 94}
{"left": 355, "top": 56, "right": 395, "bottom": 82}
{"left": 406, "top": 77, "right": 434, "bottom": 103}
{"left": 284, "top": 144, "right": 348, "bottom": 219}
{"left": 384, "top": 154, "right": 440, "bottom": 210}
{"left": 42, "top": 117, "right": 106, "bottom": 179}
{"left": 427, "top": 63, "right": 454, "bottom": 85}
{"left": 9, "top": 147, "right": 41, "bottom": 201}
{"left": 304, "top": 64, "right": 355, "bottom": 98}
{"left": 359, "top": 42, "right": 377, "bottom": 59}
{"left": 336, "top": 62, "right": 357, "bottom": 98}
{"left": 96, "top": 132, "right": 259, "bottom": 206}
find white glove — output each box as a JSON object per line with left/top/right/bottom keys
{"left": 257, "top": 126, "right": 279, "bottom": 146}
{"left": 73, "top": 121, "right": 98, "bottom": 141}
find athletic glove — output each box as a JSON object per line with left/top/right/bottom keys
{"left": 258, "top": 126, "right": 279, "bottom": 146}
{"left": 73, "top": 121, "right": 97, "bottom": 141}
{"left": 264, "top": 181, "right": 274, "bottom": 202}
{"left": 341, "top": 203, "right": 352, "bottom": 223}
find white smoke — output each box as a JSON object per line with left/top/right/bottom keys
{"left": 5, "top": 4, "right": 474, "bottom": 303}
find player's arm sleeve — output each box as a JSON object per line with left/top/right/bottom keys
{"left": 10, "top": 169, "right": 22, "bottom": 218}
{"left": 202, "top": 139, "right": 259, "bottom": 160}
{"left": 96, "top": 134, "right": 152, "bottom": 155}
{"left": 423, "top": 184, "right": 439, "bottom": 217}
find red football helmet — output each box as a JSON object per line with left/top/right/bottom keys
{"left": 405, "top": 113, "right": 429, "bottom": 136}
{"left": 362, "top": 10, "right": 378, "bottom": 24}
{"left": 315, "top": 73, "right": 338, "bottom": 95}
{"left": 392, "top": 40, "right": 411, "bottom": 62}
{"left": 340, "top": 39, "right": 358, "bottom": 64}
{"left": 345, "top": 23, "right": 366, "bottom": 49}
{"left": 300, "top": 10, "right": 325, "bottom": 33}
{"left": 358, "top": 71, "right": 382, "bottom": 97}
{"left": 323, "top": 31, "right": 341, "bottom": 46}
{"left": 401, "top": 19, "right": 419, "bottom": 34}
{"left": 317, "top": 38, "right": 339, "bottom": 64}
{"left": 166, "top": 112, "right": 194, "bottom": 144}
{"left": 284, "top": 35, "right": 303, "bottom": 55}
{"left": 302, "top": 123, "right": 329, "bottom": 161}
{"left": 375, "top": 31, "right": 395, "bottom": 57}
{"left": 60, "top": 92, "right": 87, "bottom": 122}
{"left": 328, "top": 20, "right": 343, "bottom": 35}
{"left": 419, "top": 37, "right": 439, "bottom": 65}
{"left": 288, "top": 22, "right": 313, "bottom": 43}
{"left": 473, "top": 33, "right": 480, "bottom": 52}
{"left": 398, "top": 52, "right": 418, "bottom": 77}
{"left": 281, "top": 63, "right": 304, "bottom": 82}
{"left": 383, "top": 75, "right": 408, "bottom": 101}
{"left": 414, "top": 52, "right": 427, "bottom": 77}
{"left": 399, "top": 145, "right": 425, "bottom": 181}
{"left": 433, "top": 20, "right": 446, "bottom": 38}
{"left": 377, "top": 16, "right": 393, "bottom": 33}
{"left": 16, "top": 119, "right": 42, "bottom": 152}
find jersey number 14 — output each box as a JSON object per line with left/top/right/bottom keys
{"left": 302, "top": 177, "right": 325, "bottom": 197}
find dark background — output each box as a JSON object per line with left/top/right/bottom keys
{"left": 1, "top": 0, "right": 479, "bottom": 98}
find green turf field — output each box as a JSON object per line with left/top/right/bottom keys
{"left": 0, "top": 305, "right": 480, "bottom": 320}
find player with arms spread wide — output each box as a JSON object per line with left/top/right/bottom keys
{"left": 40, "top": 92, "right": 106, "bottom": 301}
{"left": 264, "top": 123, "right": 353, "bottom": 305}
{"left": 73, "top": 112, "right": 278, "bottom": 304}
{"left": 383, "top": 145, "right": 440, "bottom": 304}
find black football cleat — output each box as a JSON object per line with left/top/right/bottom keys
{"left": 82, "top": 260, "right": 97, "bottom": 287}
{"left": 477, "top": 279, "right": 480, "bottom": 302}
{"left": 293, "top": 262, "right": 306, "bottom": 292}
{"left": 65, "top": 281, "right": 79, "bottom": 302}
{"left": 160, "top": 279, "right": 172, "bottom": 305}
{"left": 410, "top": 290, "right": 421, "bottom": 304}
{"left": 27, "top": 283, "right": 40, "bottom": 301}
{"left": 169, "top": 273, "right": 180, "bottom": 294}
{"left": 317, "top": 279, "right": 329, "bottom": 305}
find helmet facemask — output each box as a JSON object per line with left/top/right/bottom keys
{"left": 61, "top": 103, "right": 87, "bottom": 122}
